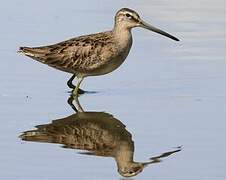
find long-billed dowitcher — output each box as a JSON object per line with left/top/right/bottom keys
{"left": 18, "top": 8, "right": 179, "bottom": 96}
{"left": 20, "top": 96, "right": 181, "bottom": 177}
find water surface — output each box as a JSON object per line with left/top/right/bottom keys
{"left": 1, "top": 0, "right": 226, "bottom": 179}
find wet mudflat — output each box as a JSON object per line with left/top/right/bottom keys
{"left": 1, "top": 0, "right": 226, "bottom": 179}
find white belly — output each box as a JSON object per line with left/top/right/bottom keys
{"left": 87, "top": 46, "right": 131, "bottom": 77}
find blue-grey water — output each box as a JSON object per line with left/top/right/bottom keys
{"left": 1, "top": 0, "right": 226, "bottom": 179}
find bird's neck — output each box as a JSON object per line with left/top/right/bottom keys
{"left": 113, "top": 25, "right": 132, "bottom": 49}
{"left": 114, "top": 141, "right": 134, "bottom": 169}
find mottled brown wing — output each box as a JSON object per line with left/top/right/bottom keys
{"left": 19, "top": 31, "right": 113, "bottom": 74}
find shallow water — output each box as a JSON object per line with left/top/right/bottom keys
{"left": 1, "top": 0, "right": 226, "bottom": 179}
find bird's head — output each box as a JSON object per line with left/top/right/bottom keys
{"left": 118, "top": 162, "right": 147, "bottom": 177}
{"left": 115, "top": 8, "right": 179, "bottom": 41}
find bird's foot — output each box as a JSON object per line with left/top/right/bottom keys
{"left": 68, "top": 87, "right": 85, "bottom": 95}
{"left": 71, "top": 86, "right": 86, "bottom": 97}
{"left": 77, "top": 88, "right": 86, "bottom": 94}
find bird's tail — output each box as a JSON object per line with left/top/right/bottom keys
{"left": 19, "top": 130, "right": 51, "bottom": 143}
{"left": 17, "top": 47, "right": 37, "bottom": 57}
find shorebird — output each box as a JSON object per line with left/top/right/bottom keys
{"left": 18, "top": 8, "right": 179, "bottom": 96}
{"left": 20, "top": 98, "right": 181, "bottom": 177}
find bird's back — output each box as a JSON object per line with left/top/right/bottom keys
{"left": 19, "top": 31, "right": 117, "bottom": 76}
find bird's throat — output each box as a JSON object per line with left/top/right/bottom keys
{"left": 113, "top": 26, "right": 133, "bottom": 51}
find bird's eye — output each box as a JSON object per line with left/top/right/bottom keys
{"left": 125, "top": 13, "right": 131, "bottom": 18}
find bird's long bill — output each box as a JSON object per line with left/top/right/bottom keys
{"left": 142, "top": 159, "right": 161, "bottom": 168}
{"left": 140, "top": 20, "right": 180, "bottom": 41}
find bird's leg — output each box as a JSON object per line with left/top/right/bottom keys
{"left": 72, "top": 77, "right": 84, "bottom": 97}
{"left": 67, "top": 94, "right": 84, "bottom": 112}
{"left": 67, "top": 74, "right": 76, "bottom": 89}
{"left": 67, "top": 74, "right": 86, "bottom": 94}
{"left": 75, "top": 95, "right": 84, "bottom": 112}
{"left": 67, "top": 95, "right": 78, "bottom": 112}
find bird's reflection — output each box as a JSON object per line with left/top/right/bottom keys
{"left": 20, "top": 96, "right": 181, "bottom": 177}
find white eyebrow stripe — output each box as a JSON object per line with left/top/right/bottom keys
{"left": 125, "top": 12, "right": 133, "bottom": 16}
